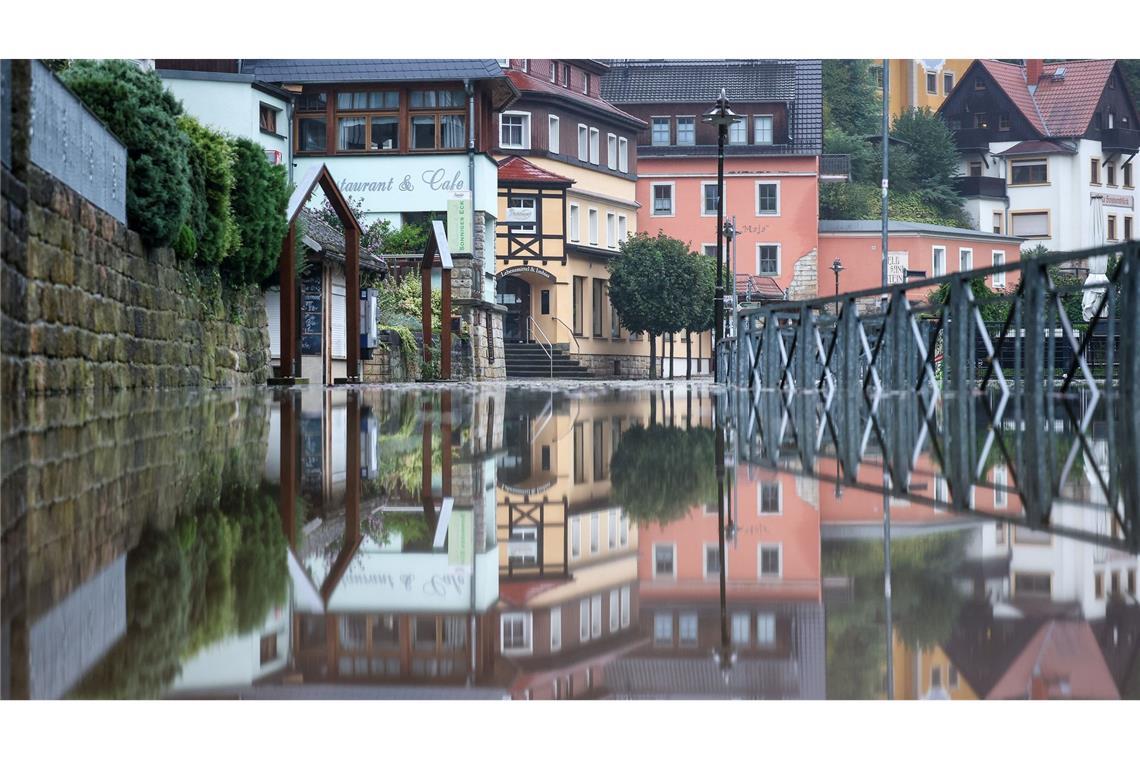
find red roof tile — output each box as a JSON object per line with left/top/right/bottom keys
{"left": 987, "top": 621, "right": 1119, "bottom": 700}
{"left": 497, "top": 155, "right": 575, "bottom": 186}
{"left": 505, "top": 69, "right": 647, "bottom": 128}
{"left": 978, "top": 59, "right": 1116, "bottom": 138}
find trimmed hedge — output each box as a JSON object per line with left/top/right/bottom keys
{"left": 227, "top": 137, "right": 290, "bottom": 285}
{"left": 60, "top": 60, "right": 192, "bottom": 249}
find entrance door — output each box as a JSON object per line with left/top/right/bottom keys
{"left": 497, "top": 276, "right": 531, "bottom": 343}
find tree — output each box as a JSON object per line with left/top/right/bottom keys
{"left": 678, "top": 254, "right": 716, "bottom": 378}
{"left": 610, "top": 424, "right": 717, "bottom": 524}
{"left": 227, "top": 137, "right": 290, "bottom": 286}
{"left": 608, "top": 232, "right": 694, "bottom": 378}
{"left": 823, "top": 60, "right": 881, "bottom": 136}
{"left": 890, "top": 107, "right": 963, "bottom": 215}
{"left": 177, "top": 116, "right": 239, "bottom": 266}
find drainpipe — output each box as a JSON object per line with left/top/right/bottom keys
{"left": 465, "top": 79, "right": 478, "bottom": 299}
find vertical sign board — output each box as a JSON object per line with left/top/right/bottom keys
{"left": 448, "top": 510, "right": 473, "bottom": 566}
{"left": 447, "top": 191, "right": 472, "bottom": 254}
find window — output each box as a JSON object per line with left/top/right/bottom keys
{"left": 569, "top": 204, "right": 580, "bottom": 243}
{"left": 756, "top": 613, "right": 776, "bottom": 646}
{"left": 501, "top": 612, "right": 533, "bottom": 653}
{"left": 969, "top": 161, "right": 983, "bottom": 177}
{"left": 609, "top": 589, "right": 620, "bottom": 632}
{"left": 620, "top": 586, "right": 631, "bottom": 628}
{"left": 507, "top": 196, "right": 536, "bottom": 234}
{"left": 959, "top": 247, "right": 973, "bottom": 272}
{"left": 651, "top": 183, "right": 674, "bottom": 216}
{"left": 654, "top": 613, "right": 673, "bottom": 645}
{"left": 702, "top": 182, "right": 720, "bottom": 216}
{"left": 1010, "top": 211, "right": 1049, "bottom": 238}
{"left": 759, "top": 544, "right": 782, "bottom": 578}
{"left": 572, "top": 423, "right": 585, "bottom": 483}
{"left": 756, "top": 182, "right": 779, "bottom": 215}
{"left": 1129, "top": 570, "right": 1136, "bottom": 596}
{"left": 520, "top": 60, "right": 528, "bottom": 72}
{"left": 705, "top": 544, "right": 722, "bottom": 576}
{"left": 572, "top": 277, "right": 585, "bottom": 336}
{"left": 1095, "top": 572, "right": 1105, "bottom": 599}
{"left": 1015, "top": 572, "right": 1052, "bottom": 597}
{"left": 992, "top": 251, "right": 1006, "bottom": 289}
{"left": 758, "top": 481, "right": 780, "bottom": 514}
{"left": 590, "top": 595, "right": 602, "bottom": 638}
{"left": 590, "top": 513, "right": 599, "bottom": 553}
{"left": 651, "top": 117, "right": 671, "bottom": 146}
{"left": 561, "top": 63, "right": 571, "bottom": 87}
{"left": 678, "top": 613, "right": 699, "bottom": 647}
{"left": 618, "top": 137, "right": 629, "bottom": 172}
{"left": 731, "top": 613, "right": 750, "bottom": 645}
{"left": 589, "top": 128, "right": 600, "bottom": 165}
{"left": 702, "top": 244, "right": 718, "bottom": 258}
{"left": 259, "top": 633, "right": 278, "bottom": 665}
{"left": 577, "top": 124, "right": 589, "bottom": 160}
{"left": 1010, "top": 159, "right": 1048, "bottom": 185}
{"left": 757, "top": 244, "right": 780, "bottom": 276}
{"left": 548, "top": 115, "right": 560, "bottom": 154}
{"left": 588, "top": 208, "right": 599, "bottom": 245}
{"left": 943, "top": 71, "right": 954, "bottom": 94}
{"left": 998, "top": 113, "right": 1010, "bottom": 131}
{"left": 259, "top": 103, "right": 279, "bottom": 134}
{"left": 618, "top": 215, "right": 628, "bottom": 243}
{"left": 583, "top": 72, "right": 591, "bottom": 95}
{"left": 500, "top": 112, "right": 529, "bottom": 149}
{"left": 1107, "top": 162, "right": 1117, "bottom": 186}
{"left": 753, "top": 115, "right": 773, "bottom": 145}
{"left": 926, "top": 71, "right": 937, "bottom": 94}
{"left": 550, "top": 606, "right": 562, "bottom": 651}
{"left": 1108, "top": 214, "right": 1118, "bottom": 241}
{"left": 993, "top": 211, "right": 1003, "bottom": 234}
{"left": 1126, "top": 216, "right": 1134, "bottom": 240}
{"left": 580, "top": 599, "right": 591, "bottom": 642}
{"left": 932, "top": 245, "right": 946, "bottom": 276}
{"left": 931, "top": 665, "right": 942, "bottom": 689}
{"left": 996, "top": 522, "right": 1006, "bottom": 545}
{"left": 497, "top": 58, "right": 510, "bottom": 67}
{"left": 974, "top": 78, "right": 986, "bottom": 90}
{"left": 608, "top": 510, "right": 618, "bottom": 549}
{"left": 676, "top": 116, "right": 695, "bottom": 145}
{"left": 729, "top": 118, "right": 747, "bottom": 144}
{"left": 619, "top": 514, "right": 629, "bottom": 546}
{"left": 973, "top": 112, "right": 989, "bottom": 129}
{"left": 592, "top": 278, "right": 606, "bottom": 337}
{"left": 606, "top": 213, "right": 616, "bottom": 249}
{"left": 1125, "top": 163, "right": 1134, "bottom": 188}
{"left": 571, "top": 516, "right": 581, "bottom": 558}
{"left": 408, "top": 89, "right": 466, "bottom": 150}
{"left": 606, "top": 133, "right": 617, "bottom": 169}
{"left": 1091, "top": 157, "right": 1101, "bottom": 184}
{"left": 541, "top": 443, "right": 551, "bottom": 469}
{"left": 654, "top": 544, "right": 675, "bottom": 577}
{"left": 1112, "top": 571, "right": 1121, "bottom": 595}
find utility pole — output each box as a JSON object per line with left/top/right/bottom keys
{"left": 881, "top": 59, "right": 890, "bottom": 310}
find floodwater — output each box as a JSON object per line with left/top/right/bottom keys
{"left": 2, "top": 381, "right": 1137, "bottom": 700}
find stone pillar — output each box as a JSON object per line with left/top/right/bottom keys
{"left": 449, "top": 211, "right": 505, "bottom": 380}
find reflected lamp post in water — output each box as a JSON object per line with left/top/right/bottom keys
{"left": 712, "top": 414, "right": 735, "bottom": 682}
{"left": 703, "top": 90, "right": 741, "bottom": 382}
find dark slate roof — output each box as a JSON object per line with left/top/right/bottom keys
{"left": 243, "top": 59, "right": 505, "bottom": 84}
{"left": 298, "top": 207, "right": 385, "bottom": 273}
{"left": 601, "top": 59, "right": 822, "bottom": 154}
{"left": 819, "top": 219, "right": 1023, "bottom": 243}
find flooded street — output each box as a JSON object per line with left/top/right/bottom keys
{"left": 2, "top": 382, "right": 1137, "bottom": 700}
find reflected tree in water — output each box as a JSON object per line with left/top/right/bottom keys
{"left": 610, "top": 424, "right": 717, "bottom": 524}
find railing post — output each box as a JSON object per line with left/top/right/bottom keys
{"left": 1021, "top": 261, "right": 1050, "bottom": 526}
{"left": 1117, "top": 248, "right": 1140, "bottom": 544}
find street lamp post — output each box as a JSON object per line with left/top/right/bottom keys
{"left": 703, "top": 89, "right": 741, "bottom": 383}
{"left": 831, "top": 257, "right": 845, "bottom": 317}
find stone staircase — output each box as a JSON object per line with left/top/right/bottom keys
{"left": 503, "top": 342, "right": 591, "bottom": 379}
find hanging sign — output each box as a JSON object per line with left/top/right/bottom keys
{"left": 447, "top": 190, "right": 472, "bottom": 254}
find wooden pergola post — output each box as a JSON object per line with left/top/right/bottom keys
{"left": 419, "top": 220, "right": 455, "bottom": 380}
{"left": 279, "top": 226, "right": 297, "bottom": 379}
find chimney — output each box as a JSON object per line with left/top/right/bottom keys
{"left": 1025, "top": 59, "right": 1044, "bottom": 86}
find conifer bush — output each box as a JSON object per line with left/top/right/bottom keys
{"left": 177, "top": 115, "right": 239, "bottom": 266}
{"left": 60, "top": 59, "right": 192, "bottom": 249}
{"left": 227, "top": 137, "right": 290, "bottom": 285}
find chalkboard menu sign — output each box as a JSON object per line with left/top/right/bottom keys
{"left": 301, "top": 271, "right": 322, "bottom": 356}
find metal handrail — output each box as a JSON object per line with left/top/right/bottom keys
{"left": 551, "top": 316, "right": 582, "bottom": 352}
{"left": 528, "top": 316, "right": 554, "bottom": 378}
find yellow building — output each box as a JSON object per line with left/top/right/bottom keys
{"left": 875, "top": 59, "right": 976, "bottom": 119}
{"left": 891, "top": 630, "right": 978, "bottom": 699}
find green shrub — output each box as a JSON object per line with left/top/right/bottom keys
{"left": 227, "top": 137, "right": 290, "bottom": 285}
{"left": 60, "top": 59, "right": 192, "bottom": 249}
{"left": 173, "top": 223, "right": 197, "bottom": 260}
{"left": 178, "top": 116, "right": 239, "bottom": 266}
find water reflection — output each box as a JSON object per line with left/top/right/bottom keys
{"left": 1, "top": 384, "right": 1137, "bottom": 699}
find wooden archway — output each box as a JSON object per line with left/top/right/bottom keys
{"left": 277, "top": 164, "right": 363, "bottom": 383}
{"left": 420, "top": 220, "right": 454, "bottom": 380}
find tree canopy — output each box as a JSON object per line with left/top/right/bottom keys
{"left": 610, "top": 423, "right": 717, "bottom": 524}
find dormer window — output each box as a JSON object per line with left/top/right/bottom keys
{"left": 562, "top": 63, "right": 571, "bottom": 88}
{"left": 974, "top": 78, "right": 986, "bottom": 90}
{"left": 583, "top": 72, "right": 591, "bottom": 95}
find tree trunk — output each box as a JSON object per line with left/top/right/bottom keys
{"left": 686, "top": 329, "right": 692, "bottom": 379}
{"left": 686, "top": 386, "right": 692, "bottom": 429}
{"left": 669, "top": 334, "right": 675, "bottom": 378}
{"left": 650, "top": 392, "right": 657, "bottom": 426}
{"left": 649, "top": 333, "right": 657, "bottom": 379}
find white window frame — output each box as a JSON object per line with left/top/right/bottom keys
{"left": 500, "top": 611, "right": 533, "bottom": 654}
{"left": 650, "top": 182, "right": 675, "bottom": 217}
{"left": 550, "top": 606, "right": 562, "bottom": 652}
{"left": 620, "top": 514, "right": 629, "bottom": 546}
{"left": 676, "top": 115, "right": 696, "bottom": 146}
{"left": 943, "top": 71, "right": 955, "bottom": 94}
{"left": 609, "top": 589, "right": 620, "bottom": 632}
{"left": 589, "top": 127, "right": 600, "bottom": 165}
{"left": 590, "top": 594, "right": 602, "bottom": 639}
{"left": 932, "top": 245, "right": 947, "bottom": 277}
{"left": 606, "top": 212, "right": 617, "bottom": 249}
{"left": 958, "top": 247, "right": 973, "bottom": 273}
{"left": 607, "top": 509, "right": 618, "bottom": 549}
{"left": 1010, "top": 210, "right": 1050, "bottom": 239}
{"left": 756, "top": 243, "right": 781, "bottom": 277}
{"left": 497, "top": 58, "right": 510, "bottom": 67}
{"left": 753, "top": 115, "right": 774, "bottom": 145}
{"left": 499, "top": 111, "right": 530, "bottom": 150}
{"left": 757, "top": 480, "right": 782, "bottom": 514}
{"left": 548, "top": 115, "right": 560, "bottom": 154}
{"left": 618, "top": 214, "right": 628, "bottom": 243}
{"left": 650, "top": 116, "right": 671, "bottom": 146}
{"left": 728, "top": 117, "right": 747, "bottom": 145}
{"left": 992, "top": 250, "right": 1006, "bottom": 289}
{"left": 926, "top": 71, "right": 937, "bottom": 94}
{"left": 758, "top": 542, "right": 783, "bottom": 579}
{"left": 703, "top": 542, "right": 723, "bottom": 579}
{"left": 653, "top": 542, "right": 677, "bottom": 579}
{"left": 570, "top": 515, "right": 581, "bottom": 559}
{"left": 620, "top": 586, "right": 631, "bottom": 628}
{"left": 653, "top": 612, "right": 673, "bottom": 646}
{"left": 701, "top": 181, "right": 720, "bottom": 217}
{"left": 568, "top": 203, "right": 580, "bottom": 243}
{"left": 589, "top": 512, "right": 599, "bottom": 554}
{"left": 618, "top": 137, "right": 629, "bottom": 173}
{"left": 756, "top": 180, "right": 781, "bottom": 216}
{"left": 702, "top": 243, "right": 718, "bottom": 258}
{"left": 756, "top": 613, "right": 777, "bottom": 647}
{"left": 678, "top": 612, "right": 699, "bottom": 647}
{"left": 507, "top": 196, "right": 536, "bottom": 235}
{"left": 588, "top": 208, "right": 599, "bottom": 246}
{"left": 607, "top": 133, "right": 618, "bottom": 170}
{"left": 577, "top": 124, "right": 589, "bottom": 161}
{"left": 580, "top": 598, "right": 590, "bottom": 642}
{"left": 731, "top": 612, "right": 751, "bottom": 646}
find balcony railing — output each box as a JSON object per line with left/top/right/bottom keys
{"left": 954, "top": 175, "right": 1007, "bottom": 199}
{"left": 953, "top": 128, "right": 991, "bottom": 152}
{"left": 820, "top": 154, "right": 851, "bottom": 182}
{"left": 1102, "top": 127, "right": 1140, "bottom": 153}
